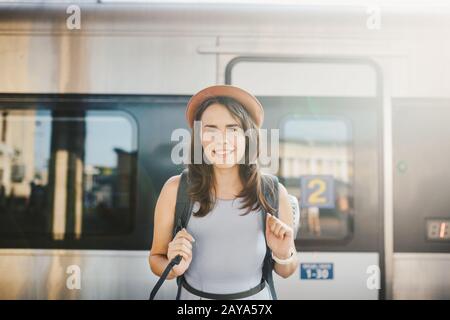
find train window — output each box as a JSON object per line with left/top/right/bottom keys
{"left": 0, "top": 109, "right": 137, "bottom": 240}
{"left": 280, "top": 116, "right": 354, "bottom": 241}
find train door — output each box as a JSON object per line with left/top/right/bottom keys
{"left": 392, "top": 98, "right": 450, "bottom": 299}
{"left": 225, "top": 56, "right": 384, "bottom": 299}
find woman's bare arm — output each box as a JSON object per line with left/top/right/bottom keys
{"left": 148, "top": 175, "right": 181, "bottom": 280}
{"left": 273, "top": 183, "right": 300, "bottom": 278}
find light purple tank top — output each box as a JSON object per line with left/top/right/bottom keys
{"left": 179, "top": 197, "right": 272, "bottom": 300}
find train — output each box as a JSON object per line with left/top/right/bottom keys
{"left": 0, "top": 1, "right": 449, "bottom": 300}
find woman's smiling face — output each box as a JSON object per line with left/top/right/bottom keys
{"left": 200, "top": 103, "right": 246, "bottom": 168}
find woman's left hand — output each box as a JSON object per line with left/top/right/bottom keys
{"left": 265, "top": 213, "right": 294, "bottom": 259}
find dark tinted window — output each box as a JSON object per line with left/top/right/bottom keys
{"left": 0, "top": 109, "right": 137, "bottom": 239}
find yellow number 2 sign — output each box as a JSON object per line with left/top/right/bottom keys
{"left": 301, "top": 175, "right": 335, "bottom": 209}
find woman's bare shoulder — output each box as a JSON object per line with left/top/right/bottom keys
{"left": 278, "top": 181, "right": 289, "bottom": 197}
{"left": 160, "top": 174, "right": 182, "bottom": 201}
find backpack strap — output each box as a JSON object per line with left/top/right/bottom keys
{"left": 173, "top": 168, "right": 193, "bottom": 238}
{"left": 173, "top": 168, "right": 194, "bottom": 300}
{"left": 261, "top": 174, "right": 279, "bottom": 300}
{"left": 149, "top": 169, "right": 193, "bottom": 300}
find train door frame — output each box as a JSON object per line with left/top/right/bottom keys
{"left": 224, "top": 55, "right": 386, "bottom": 299}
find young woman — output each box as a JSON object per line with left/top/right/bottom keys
{"left": 149, "top": 85, "right": 299, "bottom": 300}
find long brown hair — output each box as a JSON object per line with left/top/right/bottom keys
{"left": 187, "top": 96, "right": 276, "bottom": 217}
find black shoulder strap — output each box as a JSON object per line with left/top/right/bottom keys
{"left": 261, "top": 173, "right": 279, "bottom": 300}
{"left": 150, "top": 169, "right": 193, "bottom": 300}
{"left": 173, "top": 168, "right": 194, "bottom": 299}
{"left": 173, "top": 168, "right": 194, "bottom": 238}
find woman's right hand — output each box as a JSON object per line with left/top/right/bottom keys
{"left": 167, "top": 228, "right": 195, "bottom": 277}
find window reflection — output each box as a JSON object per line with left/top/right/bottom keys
{"left": 280, "top": 117, "right": 354, "bottom": 240}
{"left": 0, "top": 109, "right": 137, "bottom": 240}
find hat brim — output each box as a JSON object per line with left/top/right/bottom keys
{"left": 186, "top": 85, "right": 264, "bottom": 128}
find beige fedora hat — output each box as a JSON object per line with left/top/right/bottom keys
{"left": 185, "top": 85, "right": 264, "bottom": 128}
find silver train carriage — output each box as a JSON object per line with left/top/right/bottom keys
{"left": 0, "top": 2, "right": 449, "bottom": 299}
